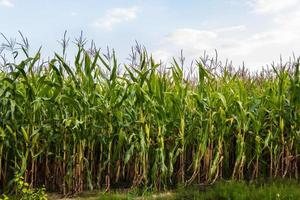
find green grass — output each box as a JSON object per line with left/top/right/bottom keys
{"left": 47, "top": 180, "right": 300, "bottom": 200}
{"left": 175, "top": 180, "right": 300, "bottom": 200}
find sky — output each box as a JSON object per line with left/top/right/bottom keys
{"left": 1, "top": 0, "right": 300, "bottom": 70}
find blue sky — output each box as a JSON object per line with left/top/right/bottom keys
{"left": 1, "top": 0, "right": 300, "bottom": 70}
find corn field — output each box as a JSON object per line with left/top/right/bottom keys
{"left": 1, "top": 34, "right": 300, "bottom": 195}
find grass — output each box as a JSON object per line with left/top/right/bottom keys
{"left": 46, "top": 179, "right": 300, "bottom": 200}
{"left": 176, "top": 180, "right": 300, "bottom": 200}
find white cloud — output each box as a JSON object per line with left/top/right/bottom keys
{"left": 248, "top": 0, "right": 299, "bottom": 13}
{"left": 274, "top": 9, "right": 300, "bottom": 30}
{"left": 153, "top": 26, "right": 245, "bottom": 60}
{"left": 166, "top": 29, "right": 218, "bottom": 50}
{"left": 152, "top": 20, "right": 300, "bottom": 70}
{"left": 93, "top": 6, "right": 140, "bottom": 30}
{"left": 149, "top": 0, "right": 300, "bottom": 70}
{"left": 70, "top": 12, "right": 78, "bottom": 17}
{"left": 215, "top": 25, "right": 246, "bottom": 33}
{"left": 0, "top": 0, "right": 14, "bottom": 8}
{"left": 152, "top": 49, "right": 172, "bottom": 62}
